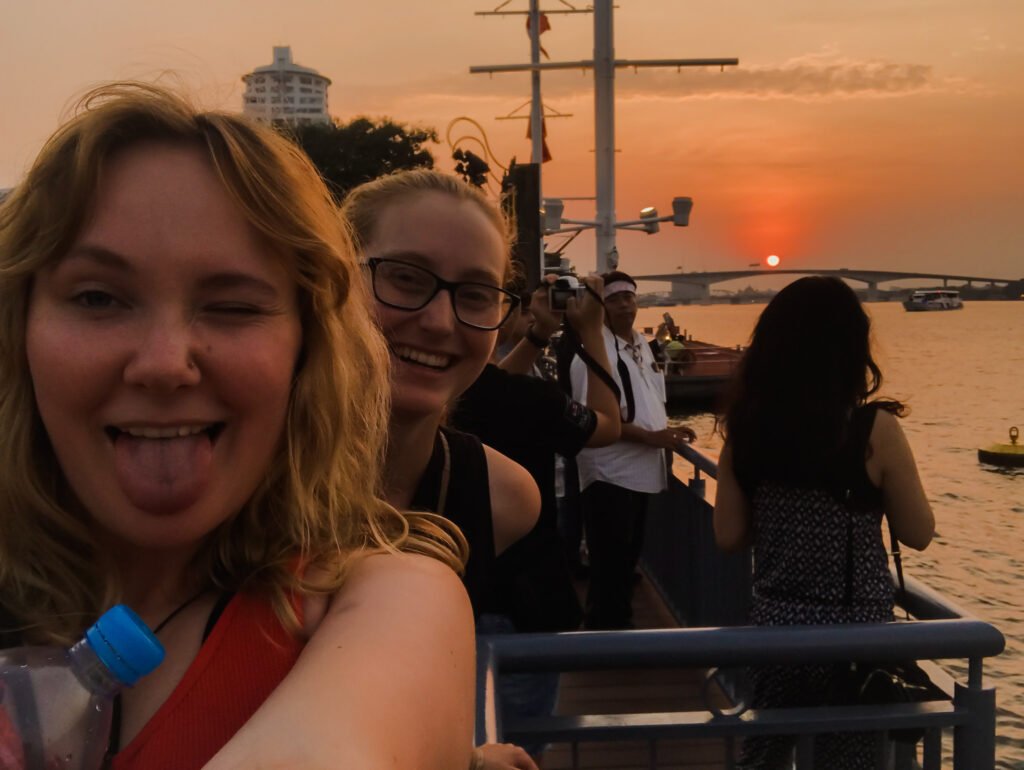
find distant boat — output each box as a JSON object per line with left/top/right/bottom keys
{"left": 903, "top": 289, "right": 964, "bottom": 311}
{"left": 660, "top": 339, "right": 742, "bottom": 404}
{"left": 648, "top": 314, "right": 742, "bottom": 405}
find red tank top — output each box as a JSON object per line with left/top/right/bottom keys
{"left": 112, "top": 590, "right": 304, "bottom": 770}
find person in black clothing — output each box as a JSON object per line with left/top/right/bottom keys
{"left": 449, "top": 273, "right": 621, "bottom": 761}
{"left": 452, "top": 274, "right": 618, "bottom": 626}
{"left": 452, "top": 273, "right": 621, "bottom": 629}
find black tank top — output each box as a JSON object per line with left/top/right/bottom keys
{"left": 410, "top": 427, "right": 497, "bottom": 617}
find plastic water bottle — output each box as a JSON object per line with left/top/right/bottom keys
{"left": 0, "top": 604, "right": 165, "bottom": 770}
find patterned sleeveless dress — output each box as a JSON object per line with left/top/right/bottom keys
{"left": 739, "top": 404, "right": 895, "bottom": 769}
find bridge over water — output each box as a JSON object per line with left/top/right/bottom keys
{"left": 633, "top": 268, "right": 1017, "bottom": 302}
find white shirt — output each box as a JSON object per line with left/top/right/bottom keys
{"left": 570, "top": 325, "right": 669, "bottom": 494}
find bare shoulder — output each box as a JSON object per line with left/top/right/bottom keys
{"left": 330, "top": 551, "right": 468, "bottom": 612}
{"left": 302, "top": 551, "right": 465, "bottom": 635}
{"left": 866, "top": 408, "right": 914, "bottom": 477}
{"left": 870, "top": 406, "right": 904, "bottom": 444}
{"left": 483, "top": 445, "right": 541, "bottom": 554}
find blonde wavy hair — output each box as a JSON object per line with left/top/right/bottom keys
{"left": 340, "top": 168, "right": 517, "bottom": 286}
{"left": 0, "top": 83, "right": 466, "bottom": 644}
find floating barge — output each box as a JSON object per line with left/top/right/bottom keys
{"left": 660, "top": 339, "right": 742, "bottom": 405}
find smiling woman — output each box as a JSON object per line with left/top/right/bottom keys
{"left": 0, "top": 83, "right": 474, "bottom": 769}
{"left": 341, "top": 171, "right": 538, "bottom": 564}
{"left": 342, "top": 171, "right": 543, "bottom": 769}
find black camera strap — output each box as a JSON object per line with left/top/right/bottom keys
{"left": 562, "top": 320, "right": 629, "bottom": 423}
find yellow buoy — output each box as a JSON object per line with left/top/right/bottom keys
{"left": 978, "top": 426, "right": 1024, "bottom": 467}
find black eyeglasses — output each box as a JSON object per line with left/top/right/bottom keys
{"left": 365, "top": 258, "right": 519, "bottom": 331}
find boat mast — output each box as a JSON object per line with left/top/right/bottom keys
{"left": 472, "top": 2, "right": 737, "bottom": 274}
{"left": 528, "top": 0, "right": 544, "bottom": 173}
{"left": 594, "top": 0, "right": 616, "bottom": 272}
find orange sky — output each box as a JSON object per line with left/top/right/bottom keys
{"left": 2, "top": 0, "right": 1021, "bottom": 284}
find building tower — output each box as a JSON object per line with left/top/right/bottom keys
{"left": 241, "top": 46, "right": 332, "bottom": 126}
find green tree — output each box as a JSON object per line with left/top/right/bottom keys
{"left": 285, "top": 118, "right": 437, "bottom": 203}
{"left": 452, "top": 148, "right": 490, "bottom": 188}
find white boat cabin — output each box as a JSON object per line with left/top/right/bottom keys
{"left": 903, "top": 288, "right": 964, "bottom": 311}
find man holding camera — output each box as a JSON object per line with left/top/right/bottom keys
{"left": 569, "top": 270, "right": 695, "bottom": 629}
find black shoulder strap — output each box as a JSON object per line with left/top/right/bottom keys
{"left": 844, "top": 493, "right": 855, "bottom": 606}
{"left": 888, "top": 520, "right": 909, "bottom": 620}
{"left": 561, "top": 320, "right": 627, "bottom": 421}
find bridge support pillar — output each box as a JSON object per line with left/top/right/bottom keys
{"left": 669, "top": 281, "right": 710, "bottom": 304}
{"left": 866, "top": 282, "right": 879, "bottom": 302}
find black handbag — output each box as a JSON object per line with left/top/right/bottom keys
{"left": 833, "top": 515, "right": 936, "bottom": 741}
{"left": 830, "top": 657, "right": 933, "bottom": 742}
{"left": 830, "top": 650, "right": 933, "bottom": 706}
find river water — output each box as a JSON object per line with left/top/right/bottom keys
{"left": 636, "top": 300, "right": 1024, "bottom": 767}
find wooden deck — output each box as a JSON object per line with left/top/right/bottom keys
{"left": 539, "top": 575, "right": 732, "bottom": 770}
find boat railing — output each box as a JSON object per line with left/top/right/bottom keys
{"left": 476, "top": 445, "right": 1006, "bottom": 768}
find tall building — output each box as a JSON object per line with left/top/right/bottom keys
{"left": 241, "top": 46, "right": 331, "bottom": 126}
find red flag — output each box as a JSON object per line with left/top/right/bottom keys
{"left": 525, "top": 13, "right": 551, "bottom": 59}
{"left": 525, "top": 117, "right": 553, "bottom": 163}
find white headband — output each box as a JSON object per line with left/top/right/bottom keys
{"left": 603, "top": 281, "right": 636, "bottom": 298}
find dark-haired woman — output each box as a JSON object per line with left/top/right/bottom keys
{"left": 713, "top": 276, "right": 934, "bottom": 768}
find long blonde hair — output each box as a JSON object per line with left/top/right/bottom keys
{"left": 0, "top": 83, "right": 466, "bottom": 644}
{"left": 341, "top": 168, "right": 516, "bottom": 285}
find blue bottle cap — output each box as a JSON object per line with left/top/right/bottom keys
{"left": 85, "top": 605, "right": 165, "bottom": 686}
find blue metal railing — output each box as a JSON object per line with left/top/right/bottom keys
{"left": 643, "top": 446, "right": 749, "bottom": 629}
{"left": 476, "top": 445, "right": 1006, "bottom": 769}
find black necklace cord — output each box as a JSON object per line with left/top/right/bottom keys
{"left": 152, "top": 589, "right": 210, "bottom": 635}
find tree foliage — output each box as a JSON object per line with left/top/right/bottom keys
{"left": 452, "top": 148, "right": 490, "bottom": 188}
{"left": 285, "top": 117, "right": 437, "bottom": 203}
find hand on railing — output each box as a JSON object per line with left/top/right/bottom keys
{"left": 643, "top": 426, "right": 696, "bottom": 450}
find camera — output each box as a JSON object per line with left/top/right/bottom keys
{"left": 549, "top": 275, "right": 586, "bottom": 311}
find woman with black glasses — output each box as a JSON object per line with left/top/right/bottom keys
{"left": 343, "top": 169, "right": 539, "bottom": 607}
{"left": 343, "top": 170, "right": 542, "bottom": 770}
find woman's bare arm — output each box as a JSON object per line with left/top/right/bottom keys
{"left": 869, "top": 409, "right": 935, "bottom": 551}
{"left": 485, "top": 446, "right": 541, "bottom": 555}
{"left": 713, "top": 443, "right": 753, "bottom": 552}
{"left": 203, "top": 553, "right": 476, "bottom": 770}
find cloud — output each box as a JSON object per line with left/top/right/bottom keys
{"left": 335, "top": 51, "right": 990, "bottom": 114}
{"left": 613, "top": 53, "right": 939, "bottom": 101}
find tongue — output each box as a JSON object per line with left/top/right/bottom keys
{"left": 113, "top": 433, "right": 213, "bottom": 515}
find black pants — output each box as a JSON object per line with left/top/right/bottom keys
{"left": 580, "top": 481, "right": 650, "bottom": 629}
